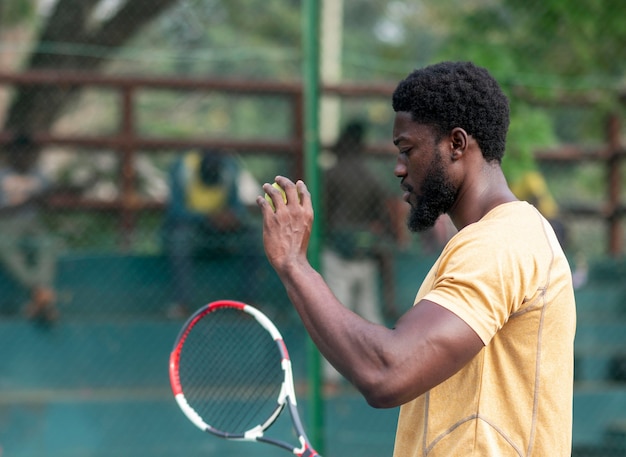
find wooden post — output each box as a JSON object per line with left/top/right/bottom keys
{"left": 606, "top": 114, "right": 622, "bottom": 257}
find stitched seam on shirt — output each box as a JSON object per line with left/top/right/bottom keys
{"left": 510, "top": 294, "right": 545, "bottom": 318}
{"left": 422, "top": 392, "right": 430, "bottom": 456}
{"left": 526, "top": 209, "right": 555, "bottom": 456}
{"left": 424, "top": 414, "right": 524, "bottom": 456}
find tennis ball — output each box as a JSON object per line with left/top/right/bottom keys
{"left": 265, "top": 182, "right": 287, "bottom": 211}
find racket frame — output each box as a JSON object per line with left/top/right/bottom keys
{"left": 169, "top": 300, "right": 320, "bottom": 457}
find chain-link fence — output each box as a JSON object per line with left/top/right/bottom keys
{"left": 1, "top": 0, "right": 625, "bottom": 456}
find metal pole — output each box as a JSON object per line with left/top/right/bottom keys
{"left": 302, "top": 0, "right": 324, "bottom": 452}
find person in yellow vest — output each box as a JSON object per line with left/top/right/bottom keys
{"left": 163, "top": 148, "right": 257, "bottom": 318}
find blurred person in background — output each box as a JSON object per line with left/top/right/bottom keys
{"left": 163, "top": 148, "right": 259, "bottom": 318}
{"left": 321, "top": 120, "right": 399, "bottom": 389}
{"left": 0, "top": 134, "right": 59, "bottom": 322}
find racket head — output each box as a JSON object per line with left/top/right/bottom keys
{"left": 169, "top": 300, "right": 289, "bottom": 440}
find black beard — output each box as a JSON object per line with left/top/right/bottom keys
{"left": 407, "top": 153, "right": 457, "bottom": 232}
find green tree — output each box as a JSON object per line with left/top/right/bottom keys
{"left": 432, "top": 0, "right": 625, "bottom": 129}
{"left": 0, "top": 0, "right": 36, "bottom": 25}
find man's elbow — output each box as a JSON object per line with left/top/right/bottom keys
{"left": 353, "top": 371, "right": 424, "bottom": 409}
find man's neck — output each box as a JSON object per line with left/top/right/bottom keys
{"left": 448, "top": 164, "right": 517, "bottom": 231}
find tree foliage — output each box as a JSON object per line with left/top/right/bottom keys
{"left": 2, "top": 0, "right": 624, "bottom": 145}
{"left": 373, "top": 0, "right": 625, "bottom": 172}
{"left": 0, "top": 0, "right": 36, "bottom": 25}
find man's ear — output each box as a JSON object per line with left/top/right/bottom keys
{"left": 450, "top": 127, "right": 468, "bottom": 160}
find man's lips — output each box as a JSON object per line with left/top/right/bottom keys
{"left": 400, "top": 182, "right": 412, "bottom": 203}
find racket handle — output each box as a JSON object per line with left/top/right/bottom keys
{"left": 301, "top": 449, "right": 321, "bottom": 457}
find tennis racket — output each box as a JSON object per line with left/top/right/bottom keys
{"left": 169, "top": 299, "right": 321, "bottom": 456}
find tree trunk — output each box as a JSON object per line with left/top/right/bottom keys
{"left": 4, "top": 0, "right": 178, "bottom": 134}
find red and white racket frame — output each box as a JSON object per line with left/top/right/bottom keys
{"left": 169, "top": 299, "right": 320, "bottom": 457}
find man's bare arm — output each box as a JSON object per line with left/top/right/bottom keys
{"left": 258, "top": 177, "right": 484, "bottom": 408}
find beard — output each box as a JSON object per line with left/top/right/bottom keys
{"left": 407, "top": 150, "right": 457, "bottom": 232}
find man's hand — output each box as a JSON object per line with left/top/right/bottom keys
{"left": 257, "top": 176, "right": 313, "bottom": 274}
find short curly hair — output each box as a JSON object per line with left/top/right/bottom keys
{"left": 392, "top": 61, "right": 510, "bottom": 163}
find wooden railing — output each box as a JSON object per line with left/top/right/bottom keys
{"left": 0, "top": 71, "right": 624, "bottom": 255}
{"left": 534, "top": 114, "right": 625, "bottom": 255}
{"left": 0, "top": 71, "right": 305, "bottom": 246}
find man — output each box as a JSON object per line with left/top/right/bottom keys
{"left": 163, "top": 148, "right": 258, "bottom": 317}
{"left": 321, "top": 119, "right": 397, "bottom": 388}
{"left": 0, "top": 134, "right": 59, "bottom": 321}
{"left": 323, "top": 119, "right": 393, "bottom": 326}
{"left": 258, "top": 61, "right": 575, "bottom": 456}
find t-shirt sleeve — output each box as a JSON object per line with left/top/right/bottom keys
{"left": 422, "top": 224, "right": 526, "bottom": 345}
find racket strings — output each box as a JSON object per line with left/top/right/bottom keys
{"left": 178, "top": 307, "right": 284, "bottom": 435}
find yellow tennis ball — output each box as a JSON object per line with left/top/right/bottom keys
{"left": 265, "top": 182, "right": 287, "bottom": 210}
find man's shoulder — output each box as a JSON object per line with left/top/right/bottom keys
{"left": 445, "top": 201, "right": 561, "bottom": 266}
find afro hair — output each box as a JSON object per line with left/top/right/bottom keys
{"left": 392, "top": 61, "right": 510, "bottom": 163}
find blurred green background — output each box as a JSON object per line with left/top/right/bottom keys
{"left": 0, "top": 0, "right": 625, "bottom": 456}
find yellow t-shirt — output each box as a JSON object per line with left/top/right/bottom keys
{"left": 393, "top": 201, "right": 576, "bottom": 457}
